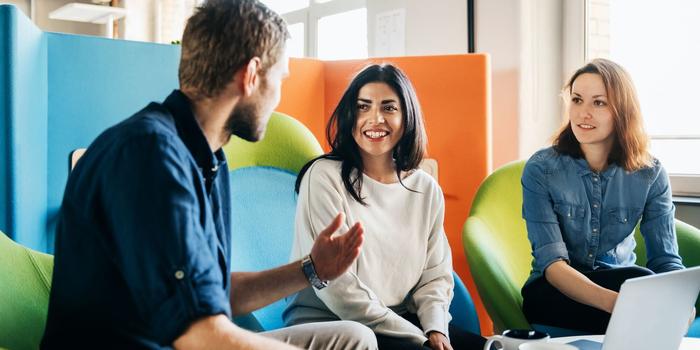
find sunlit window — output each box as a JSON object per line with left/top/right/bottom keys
{"left": 259, "top": 0, "right": 309, "bottom": 15}
{"left": 587, "top": 0, "right": 700, "bottom": 176}
{"left": 259, "top": 0, "right": 367, "bottom": 59}
{"left": 317, "top": 8, "right": 367, "bottom": 60}
{"left": 287, "top": 22, "right": 305, "bottom": 58}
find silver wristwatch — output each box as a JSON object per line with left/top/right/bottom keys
{"left": 301, "top": 254, "right": 328, "bottom": 290}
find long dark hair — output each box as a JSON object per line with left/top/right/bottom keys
{"left": 295, "top": 64, "right": 427, "bottom": 205}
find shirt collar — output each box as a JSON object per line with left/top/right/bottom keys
{"left": 162, "top": 90, "right": 223, "bottom": 174}
{"left": 571, "top": 155, "right": 618, "bottom": 179}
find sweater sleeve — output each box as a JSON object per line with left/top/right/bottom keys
{"left": 409, "top": 185, "right": 454, "bottom": 338}
{"left": 293, "top": 161, "right": 428, "bottom": 345}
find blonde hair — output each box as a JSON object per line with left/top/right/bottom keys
{"left": 553, "top": 58, "right": 652, "bottom": 171}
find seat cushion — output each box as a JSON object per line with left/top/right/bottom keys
{"left": 0, "top": 232, "right": 53, "bottom": 350}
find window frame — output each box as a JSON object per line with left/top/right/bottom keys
{"left": 565, "top": 0, "right": 700, "bottom": 197}
{"left": 278, "top": 0, "right": 366, "bottom": 58}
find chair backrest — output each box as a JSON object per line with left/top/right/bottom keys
{"left": 223, "top": 112, "right": 484, "bottom": 334}
{"left": 0, "top": 231, "right": 53, "bottom": 350}
{"left": 462, "top": 160, "right": 531, "bottom": 331}
{"left": 451, "top": 271, "right": 481, "bottom": 334}
{"left": 464, "top": 160, "right": 700, "bottom": 332}
{"left": 223, "top": 112, "right": 323, "bottom": 331}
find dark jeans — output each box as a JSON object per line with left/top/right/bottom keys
{"left": 521, "top": 265, "right": 654, "bottom": 334}
{"left": 375, "top": 312, "right": 486, "bottom": 350}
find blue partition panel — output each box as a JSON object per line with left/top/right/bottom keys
{"left": 45, "top": 34, "right": 180, "bottom": 251}
{"left": 0, "top": 4, "right": 181, "bottom": 252}
{"left": 0, "top": 5, "right": 48, "bottom": 250}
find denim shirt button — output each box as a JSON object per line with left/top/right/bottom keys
{"left": 174, "top": 270, "right": 185, "bottom": 280}
{"left": 593, "top": 228, "right": 598, "bottom": 233}
{"left": 593, "top": 203, "right": 599, "bottom": 208}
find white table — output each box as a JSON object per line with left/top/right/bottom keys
{"left": 551, "top": 335, "right": 700, "bottom": 349}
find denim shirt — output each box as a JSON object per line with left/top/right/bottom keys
{"left": 522, "top": 147, "right": 683, "bottom": 285}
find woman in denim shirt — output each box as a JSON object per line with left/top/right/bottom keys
{"left": 520, "top": 59, "right": 688, "bottom": 333}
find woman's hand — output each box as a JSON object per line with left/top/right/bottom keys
{"left": 688, "top": 307, "right": 697, "bottom": 331}
{"left": 426, "top": 331, "right": 452, "bottom": 350}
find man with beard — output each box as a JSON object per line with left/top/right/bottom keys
{"left": 41, "top": 1, "right": 377, "bottom": 349}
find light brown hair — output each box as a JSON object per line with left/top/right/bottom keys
{"left": 178, "top": 0, "right": 289, "bottom": 99}
{"left": 554, "top": 58, "right": 652, "bottom": 171}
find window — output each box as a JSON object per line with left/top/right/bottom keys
{"left": 286, "top": 22, "right": 306, "bottom": 58}
{"left": 261, "top": 0, "right": 367, "bottom": 59}
{"left": 259, "top": 0, "right": 310, "bottom": 15}
{"left": 317, "top": 8, "right": 367, "bottom": 60}
{"left": 586, "top": 0, "right": 700, "bottom": 196}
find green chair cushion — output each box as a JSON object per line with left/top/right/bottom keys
{"left": 0, "top": 231, "right": 53, "bottom": 350}
{"left": 463, "top": 160, "right": 700, "bottom": 332}
{"left": 223, "top": 112, "right": 324, "bottom": 174}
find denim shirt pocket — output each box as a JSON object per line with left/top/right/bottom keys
{"left": 607, "top": 207, "right": 643, "bottom": 228}
{"left": 553, "top": 202, "right": 586, "bottom": 234}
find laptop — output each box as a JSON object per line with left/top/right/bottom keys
{"left": 568, "top": 266, "right": 700, "bottom": 350}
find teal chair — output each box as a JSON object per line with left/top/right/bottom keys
{"left": 0, "top": 231, "right": 53, "bottom": 350}
{"left": 224, "top": 112, "right": 481, "bottom": 334}
{"left": 463, "top": 160, "right": 700, "bottom": 336}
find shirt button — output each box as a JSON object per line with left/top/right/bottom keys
{"left": 593, "top": 228, "right": 598, "bottom": 233}
{"left": 174, "top": 270, "right": 185, "bottom": 280}
{"left": 593, "top": 203, "right": 599, "bottom": 208}
{"left": 588, "top": 253, "right": 594, "bottom": 258}
{"left": 593, "top": 177, "right": 598, "bottom": 182}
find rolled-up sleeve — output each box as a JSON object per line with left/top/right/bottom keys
{"left": 522, "top": 160, "right": 569, "bottom": 276}
{"left": 640, "top": 163, "right": 684, "bottom": 273}
{"left": 102, "top": 133, "right": 230, "bottom": 344}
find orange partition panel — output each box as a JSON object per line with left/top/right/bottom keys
{"left": 279, "top": 54, "right": 493, "bottom": 334}
{"left": 278, "top": 58, "right": 327, "bottom": 142}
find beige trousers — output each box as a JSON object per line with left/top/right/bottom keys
{"left": 261, "top": 320, "right": 378, "bottom": 350}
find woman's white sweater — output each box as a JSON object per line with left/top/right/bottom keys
{"left": 283, "top": 159, "right": 454, "bottom": 345}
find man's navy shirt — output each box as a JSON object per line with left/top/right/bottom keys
{"left": 42, "top": 90, "right": 232, "bottom": 348}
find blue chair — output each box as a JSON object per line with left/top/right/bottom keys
{"left": 223, "top": 112, "right": 480, "bottom": 335}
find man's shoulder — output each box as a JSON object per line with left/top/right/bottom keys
{"left": 114, "top": 103, "right": 178, "bottom": 140}
{"left": 94, "top": 103, "right": 182, "bottom": 153}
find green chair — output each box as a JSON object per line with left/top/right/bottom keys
{"left": 0, "top": 231, "right": 54, "bottom": 350}
{"left": 462, "top": 160, "right": 700, "bottom": 334}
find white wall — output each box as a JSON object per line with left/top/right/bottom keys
{"left": 518, "top": 0, "right": 565, "bottom": 160}
{"left": 122, "top": 0, "right": 157, "bottom": 42}
{"left": 475, "top": 0, "right": 521, "bottom": 168}
{"left": 366, "top": 0, "right": 468, "bottom": 56}
{"left": 0, "top": 0, "right": 29, "bottom": 16}
{"left": 477, "top": 0, "right": 572, "bottom": 167}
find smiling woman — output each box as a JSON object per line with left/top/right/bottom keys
{"left": 285, "top": 64, "right": 487, "bottom": 350}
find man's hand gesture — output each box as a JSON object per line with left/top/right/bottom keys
{"left": 310, "top": 213, "right": 364, "bottom": 281}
